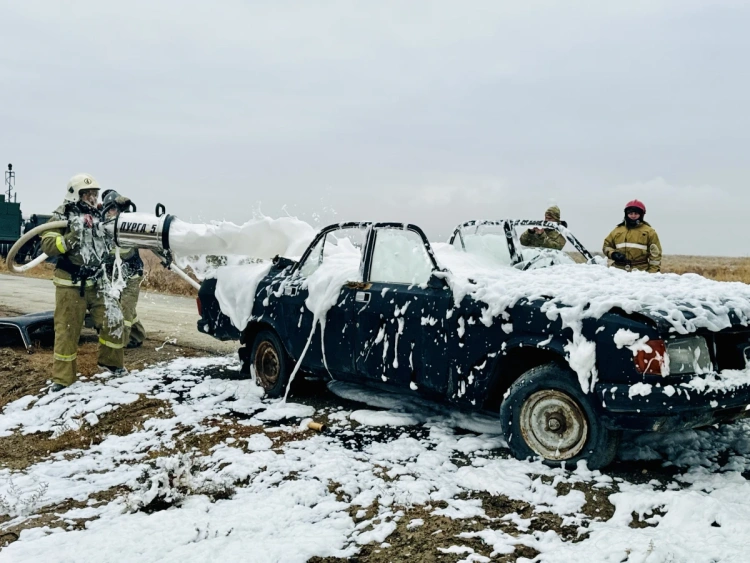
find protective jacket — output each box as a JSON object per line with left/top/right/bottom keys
{"left": 104, "top": 247, "right": 144, "bottom": 279}
{"left": 602, "top": 221, "right": 662, "bottom": 273}
{"left": 40, "top": 202, "right": 111, "bottom": 289}
{"left": 520, "top": 228, "right": 565, "bottom": 251}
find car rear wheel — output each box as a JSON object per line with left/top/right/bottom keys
{"left": 500, "top": 363, "right": 619, "bottom": 469}
{"left": 249, "top": 329, "right": 290, "bottom": 398}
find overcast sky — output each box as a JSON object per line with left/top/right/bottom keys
{"left": 2, "top": 1, "right": 749, "bottom": 256}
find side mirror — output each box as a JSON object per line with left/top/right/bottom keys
{"left": 273, "top": 255, "right": 295, "bottom": 270}
{"left": 427, "top": 272, "right": 448, "bottom": 289}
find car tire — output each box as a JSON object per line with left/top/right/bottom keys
{"left": 249, "top": 329, "right": 291, "bottom": 398}
{"left": 500, "top": 363, "right": 619, "bottom": 470}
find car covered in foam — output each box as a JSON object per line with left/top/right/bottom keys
{"left": 197, "top": 221, "right": 750, "bottom": 469}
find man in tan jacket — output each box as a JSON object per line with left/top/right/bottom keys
{"left": 602, "top": 199, "right": 662, "bottom": 273}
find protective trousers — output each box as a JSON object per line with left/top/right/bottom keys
{"left": 53, "top": 285, "right": 124, "bottom": 387}
{"left": 121, "top": 275, "right": 146, "bottom": 345}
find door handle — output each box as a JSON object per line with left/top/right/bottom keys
{"left": 284, "top": 285, "right": 299, "bottom": 296}
{"left": 355, "top": 291, "right": 370, "bottom": 303}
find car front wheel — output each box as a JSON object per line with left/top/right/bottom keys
{"left": 500, "top": 363, "right": 619, "bottom": 469}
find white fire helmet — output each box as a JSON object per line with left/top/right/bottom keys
{"left": 64, "top": 173, "right": 101, "bottom": 203}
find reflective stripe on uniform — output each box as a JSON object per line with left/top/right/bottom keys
{"left": 53, "top": 276, "right": 95, "bottom": 288}
{"left": 615, "top": 242, "right": 648, "bottom": 250}
{"left": 99, "top": 337, "right": 124, "bottom": 349}
{"left": 124, "top": 316, "right": 138, "bottom": 328}
{"left": 54, "top": 352, "right": 77, "bottom": 362}
{"left": 40, "top": 230, "right": 66, "bottom": 252}
{"left": 649, "top": 260, "right": 661, "bottom": 266}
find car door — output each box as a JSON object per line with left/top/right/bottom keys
{"left": 354, "top": 225, "right": 452, "bottom": 393}
{"left": 281, "top": 224, "right": 368, "bottom": 379}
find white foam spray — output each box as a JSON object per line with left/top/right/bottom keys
{"left": 169, "top": 216, "right": 315, "bottom": 261}
{"left": 99, "top": 247, "right": 127, "bottom": 338}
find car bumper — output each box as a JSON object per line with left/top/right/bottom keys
{"left": 596, "top": 371, "right": 750, "bottom": 432}
{"left": 197, "top": 318, "right": 213, "bottom": 336}
{"left": 197, "top": 318, "right": 240, "bottom": 341}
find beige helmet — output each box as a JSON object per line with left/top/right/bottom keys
{"left": 64, "top": 173, "right": 101, "bottom": 203}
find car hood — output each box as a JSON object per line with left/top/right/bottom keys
{"left": 434, "top": 246, "right": 750, "bottom": 335}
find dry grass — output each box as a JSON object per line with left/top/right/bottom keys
{"left": 661, "top": 255, "right": 750, "bottom": 283}
{"left": 4, "top": 253, "right": 750, "bottom": 293}
{"left": 138, "top": 251, "right": 198, "bottom": 296}
{"left": 140, "top": 253, "right": 750, "bottom": 287}
{"left": 1, "top": 251, "right": 198, "bottom": 296}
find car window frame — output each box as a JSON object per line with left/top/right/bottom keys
{"left": 291, "top": 222, "right": 372, "bottom": 281}
{"left": 291, "top": 222, "right": 441, "bottom": 286}
{"left": 363, "top": 223, "right": 439, "bottom": 285}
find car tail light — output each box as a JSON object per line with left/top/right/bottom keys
{"left": 665, "top": 336, "right": 712, "bottom": 375}
{"left": 634, "top": 339, "right": 668, "bottom": 376}
{"left": 196, "top": 297, "right": 202, "bottom": 316}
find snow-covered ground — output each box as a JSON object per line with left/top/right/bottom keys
{"left": 2, "top": 356, "right": 750, "bottom": 562}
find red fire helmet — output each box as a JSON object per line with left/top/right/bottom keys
{"left": 624, "top": 199, "right": 646, "bottom": 214}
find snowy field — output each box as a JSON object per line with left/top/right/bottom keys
{"left": 2, "top": 355, "right": 750, "bottom": 562}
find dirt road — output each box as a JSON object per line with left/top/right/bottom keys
{"left": 0, "top": 273, "right": 236, "bottom": 354}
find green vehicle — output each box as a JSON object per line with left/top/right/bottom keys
{"left": 0, "top": 193, "right": 23, "bottom": 261}
{"left": 1, "top": 164, "right": 50, "bottom": 264}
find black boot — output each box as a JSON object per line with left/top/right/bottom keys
{"left": 98, "top": 364, "right": 129, "bottom": 377}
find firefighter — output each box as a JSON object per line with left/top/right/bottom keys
{"left": 40, "top": 174, "right": 125, "bottom": 393}
{"left": 102, "top": 189, "right": 146, "bottom": 349}
{"left": 602, "top": 199, "right": 662, "bottom": 273}
{"left": 519, "top": 205, "right": 566, "bottom": 250}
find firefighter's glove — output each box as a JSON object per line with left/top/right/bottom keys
{"left": 611, "top": 251, "right": 627, "bottom": 263}
{"left": 114, "top": 195, "right": 132, "bottom": 209}
{"left": 62, "top": 230, "right": 79, "bottom": 252}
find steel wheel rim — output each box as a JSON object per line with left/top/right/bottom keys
{"left": 255, "top": 341, "right": 280, "bottom": 390}
{"left": 519, "top": 389, "right": 588, "bottom": 460}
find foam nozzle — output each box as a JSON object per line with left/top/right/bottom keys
{"left": 111, "top": 211, "right": 175, "bottom": 251}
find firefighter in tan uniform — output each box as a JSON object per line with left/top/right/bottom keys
{"left": 40, "top": 174, "right": 125, "bottom": 393}
{"left": 520, "top": 205, "right": 566, "bottom": 250}
{"left": 602, "top": 199, "right": 662, "bottom": 273}
{"left": 122, "top": 259, "right": 146, "bottom": 348}
{"left": 102, "top": 189, "right": 146, "bottom": 348}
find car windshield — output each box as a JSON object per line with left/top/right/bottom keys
{"left": 512, "top": 224, "right": 590, "bottom": 268}
{"left": 450, "top": 223, "right": 513, "bottom": 267}
{"left": 450, "top": 221, "right": 592, "bottom": 270}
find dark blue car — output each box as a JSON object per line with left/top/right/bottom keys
{"left": 198, "top": 221, "right": 750, "bottom": 469}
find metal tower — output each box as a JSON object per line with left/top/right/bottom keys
{"left": 4, "top": 163, "right": 15, "bottom": 202}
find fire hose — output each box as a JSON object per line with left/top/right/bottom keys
{"left": 4, "top": 221, "right": 67, "bottom": 274}
{"left": 4, "top": 207, "right": 201, "bottom": 291}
